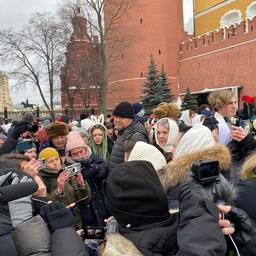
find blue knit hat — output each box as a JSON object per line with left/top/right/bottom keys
{"left": 132, "top": 102, "right": 143, "bottom": 114}
{"left": 16, "top": 140, "right": 37, "bottom": 154}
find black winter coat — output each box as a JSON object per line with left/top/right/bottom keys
{"left": 234, "top": 178, "right": 256, "bottom": 224}
{"left": 227, "top": 134, "right": 256, "bottom": 183}
{"left": 79, "top": 154, "right": 110, "bottom": 227}
{"left": 121, "top": 218, "right": 178, "bottom": 256}
{"left": 109, "top": 121, "right": 149, "bottom": 169}
{"left": 105, "top": 199, "right": 226, "bottom": 256}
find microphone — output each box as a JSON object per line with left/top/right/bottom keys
{"left": 0, "top": 181, "right": 38, "bottom": 204}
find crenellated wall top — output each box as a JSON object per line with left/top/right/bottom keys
{"left": 180, "top": 16, "right": 256, "bottom": 56}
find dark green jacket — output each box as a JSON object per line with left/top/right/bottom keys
{"left": 39, "top": 167, "right": 91, "bottom": 229}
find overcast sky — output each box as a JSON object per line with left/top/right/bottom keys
{"left": 0, "top": 0, "right": 193, "bottom": 106}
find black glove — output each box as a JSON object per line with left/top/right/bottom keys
{"left": 40, "top": 202, "right": 74, "bottom": 233}
{"left": 12, "top": 121, "right": 30, "bottom": 140}
{"left": 226, "top": 206, "right": 256, "bottom": 248}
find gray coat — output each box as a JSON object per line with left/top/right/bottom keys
{"left": 11, "top": 215, "right": 88, "bottom": 256}
{"left": 109, "top": 121, "right": 149, "bottom": 169}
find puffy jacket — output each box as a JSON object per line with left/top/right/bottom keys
{"left": 11, "top": 215, "right": 88, "bottom": 256}
{"left": 109, "top": 121, "right": 149, "bottom": 169}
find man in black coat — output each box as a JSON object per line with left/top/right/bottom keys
{"left": 109, "top": 101, "right": 149, "bottom": 169}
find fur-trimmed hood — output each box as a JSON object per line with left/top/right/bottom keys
{"left": 101, "top": 233, "right": 142, "bottom": 256}
{"left": 158, "top": 143, "right": 231, "bottom": 192}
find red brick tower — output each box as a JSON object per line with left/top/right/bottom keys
{"left": 61, "top": 7, "right": 98, "bottom": 113}
{"left": 105, "top": 0, "right": 186, "bottom": 109}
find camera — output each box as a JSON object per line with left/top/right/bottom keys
{"left": 191, "top": 160, "right": 219, "bottom": 186}
{"left": 65, "top": 163, "right": 81, "bottom": 177}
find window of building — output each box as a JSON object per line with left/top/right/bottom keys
{"left": 158, "top": 49, "right": 161, "bottom": 55}
{"left": 140, "top": 18, "right": 143, "bottom": 24}
{"left": 246, "top": 2, "right": 256, "bottom": 20}
{"left": 140, "top": 72, "right": 143, "bottom": 77}
{"left": 220, "top": 9, "right": 242, "bottom": 28}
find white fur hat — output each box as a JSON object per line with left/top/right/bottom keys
{"left": 128, "top": 141, "right": 167, "bottom": 172}
{"left": 81, "top": 118, "right": 94, "bottom": 132}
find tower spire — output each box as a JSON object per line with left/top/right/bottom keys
{"left": 75, "top": 0, "right": 83, "bottom": 17}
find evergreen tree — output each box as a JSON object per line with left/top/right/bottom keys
{"left": 181, "top": 88, "right": 198, "bottom": 111}
{"left": 159, "top": 65, "right": 173, "bottom": 102}
{"left": 141, "top": 55, "right": 172, "bottom": 114}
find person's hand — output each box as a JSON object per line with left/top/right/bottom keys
{"left": 57, "top": 171, "right": 69, "bottom": 193}
{"left": 8, "top": 176, "right": 33, "bottom": 226}
{"left": 75, "top": 172, "right": 85, "bottom": 187}
{"left": 217, "top": 205, "right": 235, "bottom": 235}
{"left": 230, "top": 126, "right": 247, "bottom": 142}
{"left": 23, "top": 159, "right": 41, "bottom": 178}
{"left": 219, "top": 205, "right": 256, "bottom": 247}
{"left": 33, "top": 175, "right": 47, "bottom": 197}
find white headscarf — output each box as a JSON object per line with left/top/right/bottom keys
{"left": 154, "top": 118, "right": 179, "bottom": 153}
{"left": 174, "top": 124, "right": 215, "bottom": 159}
{"left": 179, "top": 110, "right": 192, "bottom": 126}
{"left": 217, "top": 123, "right": 231, "bottom": 145}
{"left": 192, "top": 114, "right": 203, "bottom": 126}
{"left": 128, "top": 141, "right": 166, "bottom": 172}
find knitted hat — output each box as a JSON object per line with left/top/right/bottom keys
{"left": 203, "top": 116, "right": 218, "bottom": 131}
{"left": 112, "top": 101, "right": 134, "bottom": 119}
{"left": 65, "top": 131, "right": 87, "bottom": 153}
{"left": 22, "top": 112, "right": 35, "bottom": 123}
{"left": 46, "top": 122, "right": 69, "bottom": 139}
{"left": 39, "top": 147, "right": 59, "bottom": 161}
{"left": 103, "top": 160, "right": 170, "bottom": 227}
{"left": 16, "top": 140, "right": 37, "bottom": 154}
{"left": 132, "top": 102, "right": 143, "bottom": 114}
{"left": 128, "top": 142, "right": 166, "bottom": 171}
{"left": 200, "top": 109, "right": 213, "bottom": 118}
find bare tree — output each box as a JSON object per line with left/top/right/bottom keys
{"left": 0, "top": 12, "right": 67, "bottom": 111}
{"left": 58, "top": 0, "right": 138, "bottom": 114}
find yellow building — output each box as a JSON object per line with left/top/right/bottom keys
{"left": 0, "top": 72, "right": 12, "bottom": 112}
{"left": 194, "top": 0, "right": 256, "bottom": 35}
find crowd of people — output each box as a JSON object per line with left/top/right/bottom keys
{"left": 1, "top": 89, "right": 256, "bottom": 255}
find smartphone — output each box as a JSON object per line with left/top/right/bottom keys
{"left": 31, "top": 197, "right": 49, "bottom": 215}
{"left": 74, "top": 196, "right": 89, "bottom": 205}
{"left": 84, "top": 227, "right": 106, "bottom": 240}
{"left": 31, "top": 197, "right": 49, "bottom": 205}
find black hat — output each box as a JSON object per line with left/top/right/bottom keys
{"left": 112, "top": 101, "right": 134, "bottom": 119}
{"left": 103, "top": 160, "right": 170, "bottom": 227}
